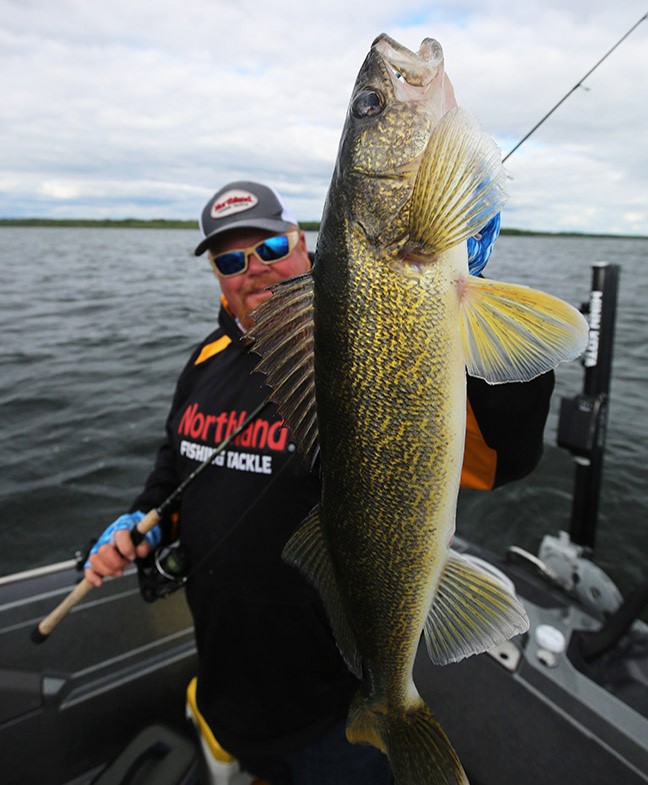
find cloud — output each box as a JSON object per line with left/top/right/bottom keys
{"left": 0, "top": 0, "right": 646, "bottom": 234}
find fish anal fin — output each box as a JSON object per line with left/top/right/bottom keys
{"left": 282, "top": 507, "right": 362, "bottom": 678}
{"left": 424, "top": 549, "right": 529, "bottom": 665}
{"left": 460, "top": 275, "right": 589, "bottom": 383}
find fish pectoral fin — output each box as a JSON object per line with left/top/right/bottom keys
{"left": 282, "top": 506, "right": 362, "bottom": 678}
{"left": 424, "top": 549, "right": 529, "bottom": 665}
{"left": 407, "top": 107, "right": 507, "bottom": 257}
{"left": 247, "top": 272, "right": 319, "bottom": 467}
{"left": 460, "top": 275, "right": 589, "bottom": 383}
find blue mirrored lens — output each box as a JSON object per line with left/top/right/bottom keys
{"left": 214, "top": 251, "right": 246, "bottom": 276}
{"left": 256, "top": 235, "right": 290, "bottom": 262}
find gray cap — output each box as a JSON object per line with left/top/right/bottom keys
{"left": 194, "top": 180, "right": 298, "bottom": 256}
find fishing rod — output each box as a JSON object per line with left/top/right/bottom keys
{"left": 502, "top": 12, "right": 647, "bottom": 163}
{"left": 30, "top": 398, "right": 270, "bottom": 643}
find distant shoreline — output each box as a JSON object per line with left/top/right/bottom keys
{"left": 0, "top": 218, "right": 645, "bottom": 240}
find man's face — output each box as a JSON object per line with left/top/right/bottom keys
{"left": 208, "top": 227, "right": 310, "bottom": 330}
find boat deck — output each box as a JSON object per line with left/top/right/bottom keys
{"left": 2, "top": 545, "right": 647, "bottom": 785}
{"left": 0, "top": 562, "right": 196, "bottom": 784}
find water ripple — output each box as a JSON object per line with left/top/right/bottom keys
{"left": 1, "top": 227, "right": 647, "bottom": 598}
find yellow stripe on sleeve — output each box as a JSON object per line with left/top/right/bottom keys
{"left": 194, "top": 335, "right": 232, "bottom": 365}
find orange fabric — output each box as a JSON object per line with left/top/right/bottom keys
{"left": 220, "top": 294, "right": 235, "bottom": 318}
{"left": 169, "top": 511, "right": 181, "bottom": 541}
{"left": 461, "top": 399, "right": 497, "bottom": 490}
{"left": 194, "top": 334, "right": 232, "bottom": 365}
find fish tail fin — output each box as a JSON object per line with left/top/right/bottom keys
{"left": 347, "top": 691, "right": 469, "bottom": 785}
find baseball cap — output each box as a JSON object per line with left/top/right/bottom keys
{"left": 194, "top": 181, "right": 299, "bottom": 256}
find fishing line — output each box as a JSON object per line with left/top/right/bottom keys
{"left": 174, "top": 449, "right": 300, "bottom": 586}
{"left": 503, "top": 12, "right": 647, "bottom": 163}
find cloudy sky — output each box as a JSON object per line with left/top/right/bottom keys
{"left": 1, "top": 1, "right": 646, "bottom": 235}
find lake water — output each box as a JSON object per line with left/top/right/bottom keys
{"left": 1, "top": 227, "right": 646, "bottom": 599}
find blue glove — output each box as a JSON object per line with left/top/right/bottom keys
{"left": 467, "top": 212, "right": 501, "bottom": 276}
{"left": 85, "top": 511, "right": 161, "bottom": 568}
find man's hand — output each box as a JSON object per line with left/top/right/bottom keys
{"left": 84, "top": 511, "right": 161, "bottom": 587}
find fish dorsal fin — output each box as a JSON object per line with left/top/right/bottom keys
{"left": 282, "top": 506, "right": 362, "bottom": 678}
{"left": 424, "top": 549, "right": 529, "bottom": 665}
{"left": 247, "top": 271, "right": 319, "bottom": 466}
{"left": 408, "top": 107, "right": 507, "bottom": 256}
{"left": 460, "top": 275, "right": 589, "bottom": 383}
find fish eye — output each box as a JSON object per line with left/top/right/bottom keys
{"left": 351, "top": 90, "right": 385, "bottom": 119}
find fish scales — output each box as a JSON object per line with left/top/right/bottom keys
{"left": 315, "top": 235, "right": 465, "bottom": 694}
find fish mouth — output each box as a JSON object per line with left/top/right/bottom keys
{"left": 372, "top": 33, "right": 444, "bottom": 89}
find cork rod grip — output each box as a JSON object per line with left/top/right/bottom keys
{"left": 30, "top": 508, "right": 161, "bottom": 643}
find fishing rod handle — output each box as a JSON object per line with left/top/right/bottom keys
{"left": 31, "top": 578, "right": 95, "bottom": 643}
{"left": 30, "top": 508, "right": 162, "bottom": 644}
{"left": 130, "top": 508, "right": 161, "bottom": 547}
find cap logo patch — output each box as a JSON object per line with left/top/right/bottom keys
{"left": 211, "top": 189, "right": 259, "bottom": 219}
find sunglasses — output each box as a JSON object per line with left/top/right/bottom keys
{"left": 209, "top": 231, "right": 300, "bottom": 277}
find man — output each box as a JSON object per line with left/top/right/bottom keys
{"left": 86, "top": 180, "right": 553, "bottom": 784}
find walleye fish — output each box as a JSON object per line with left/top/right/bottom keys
{"left": 249, "top": 34, "right": 588, "bottom": 785}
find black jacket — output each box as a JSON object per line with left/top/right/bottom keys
{"left": 132, "top": 303, "right": 554, "bottom": 757}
